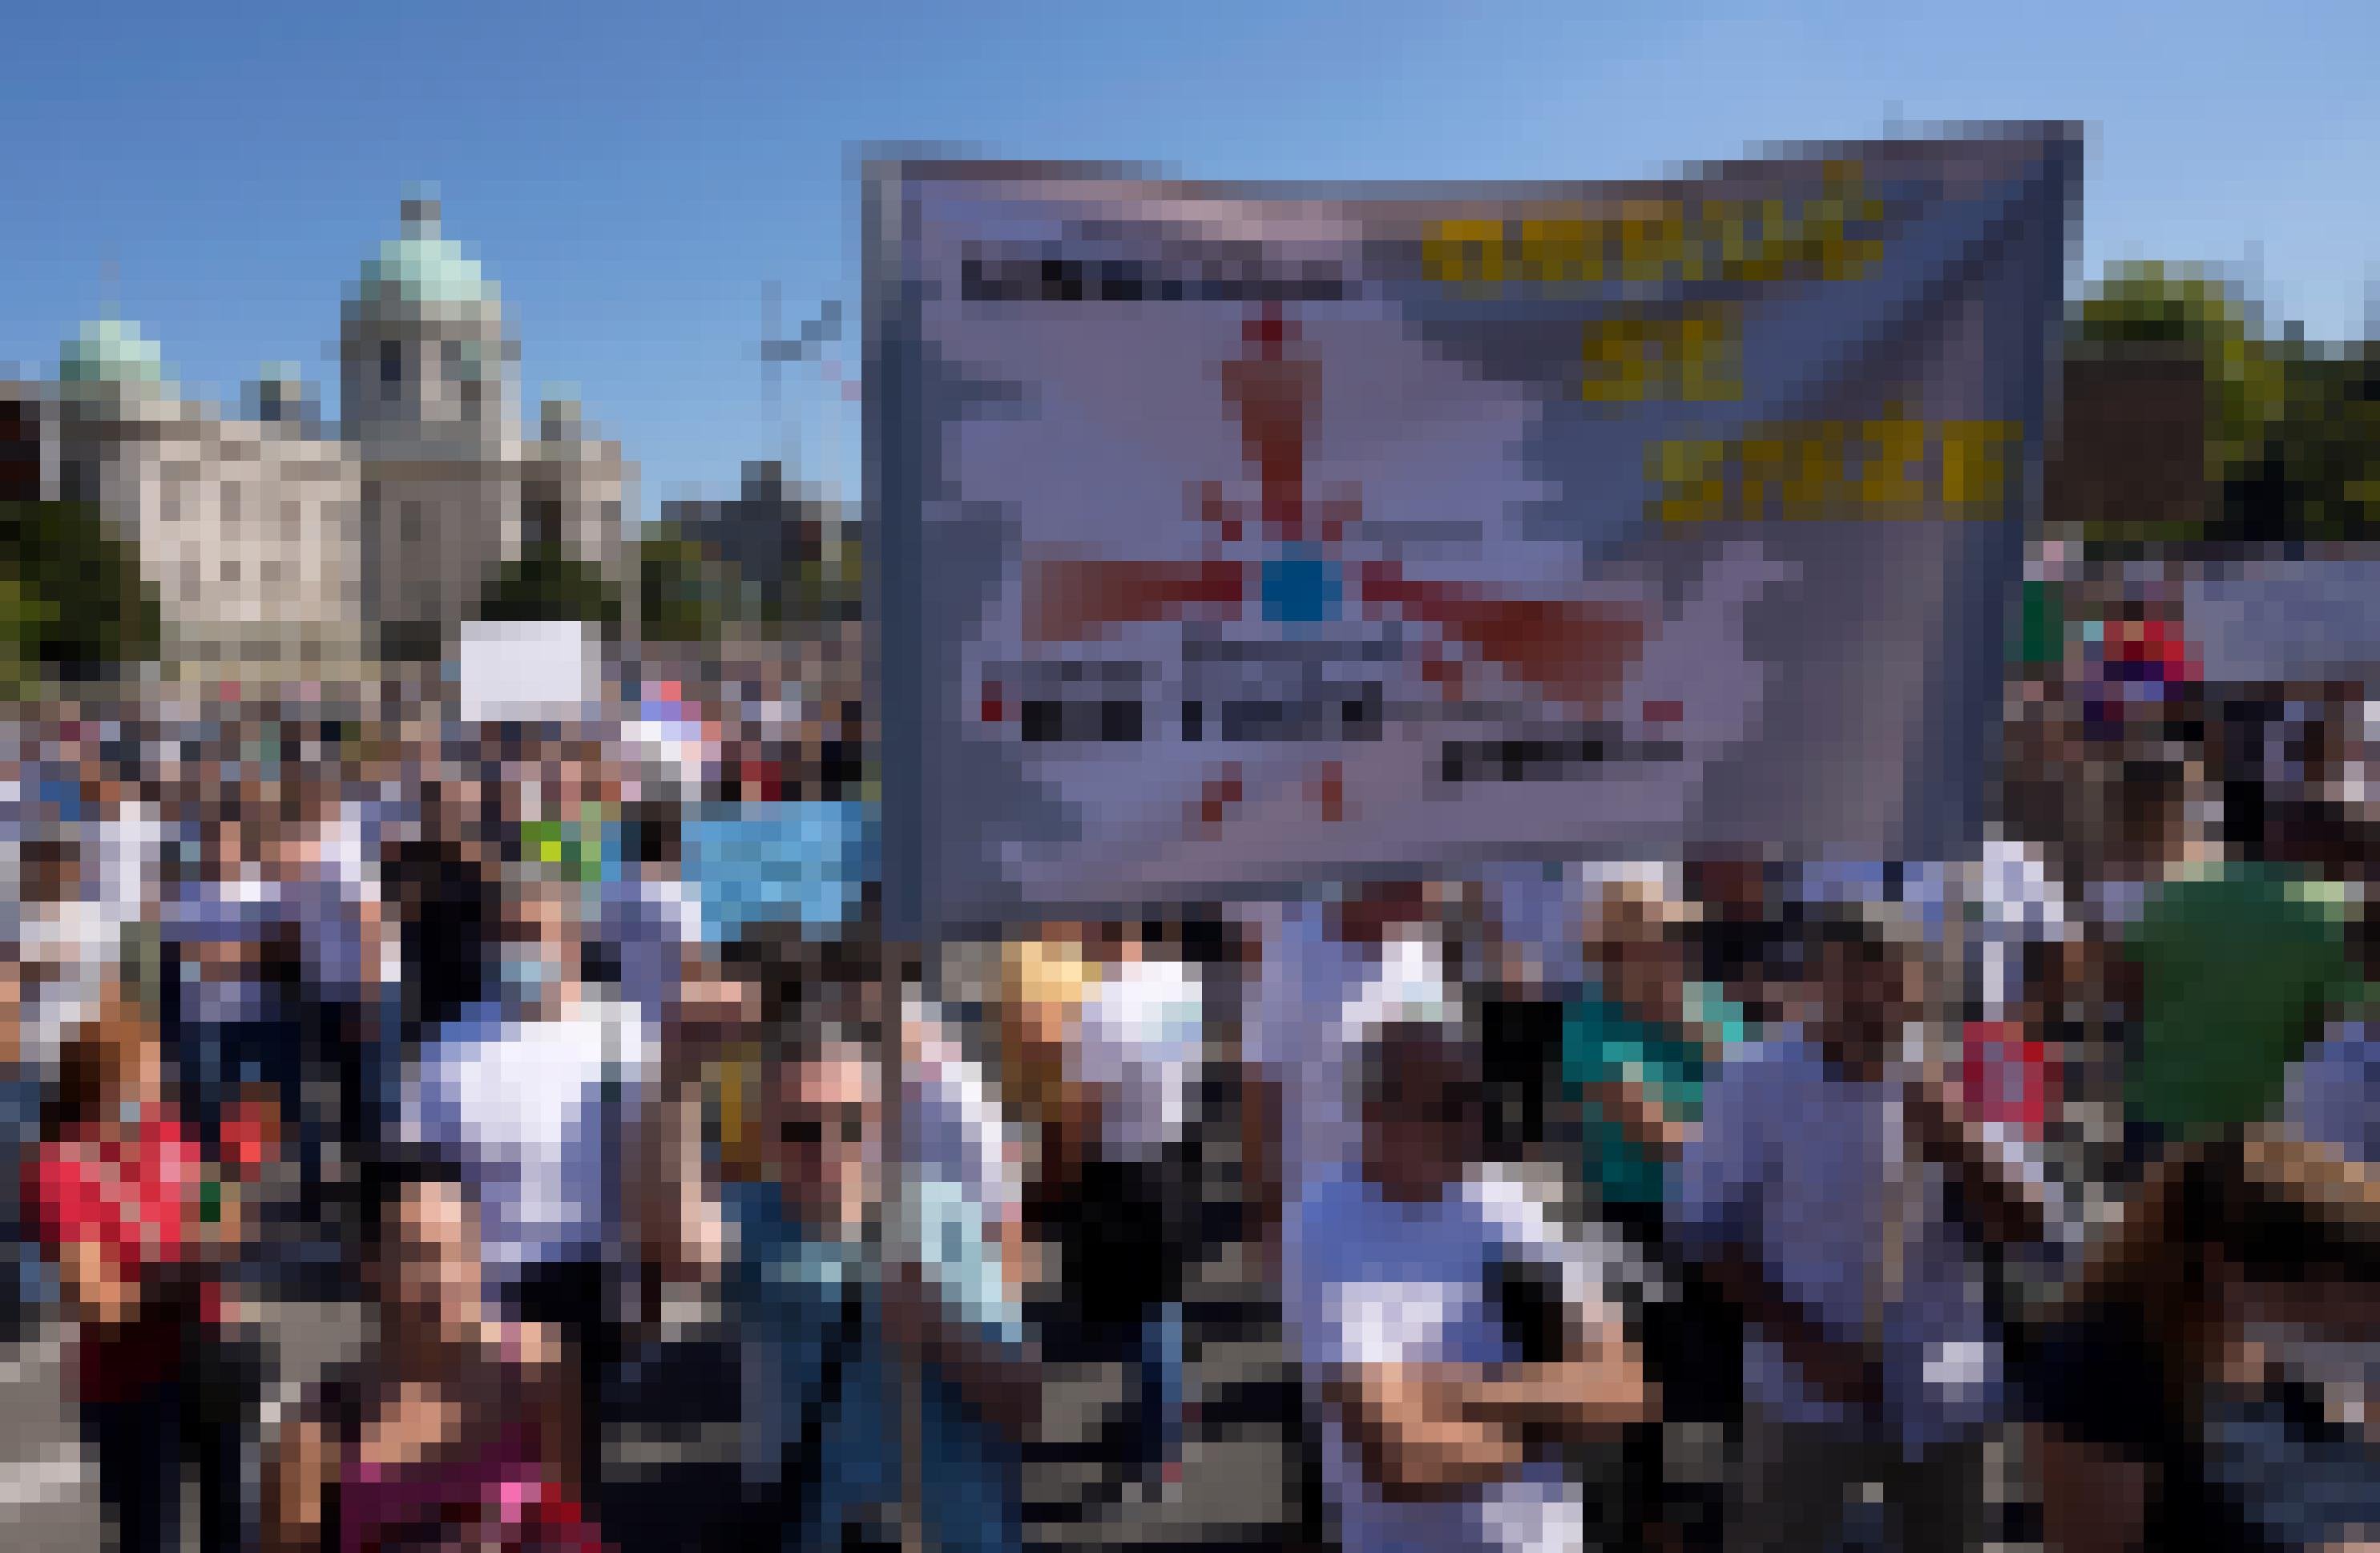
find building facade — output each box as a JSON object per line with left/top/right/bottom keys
{"left": 6, "top": 194, "right": 631, "bottom": 678}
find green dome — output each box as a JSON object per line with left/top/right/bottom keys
{"left": 359, "top": 236, "right": 496, "bottom": 308}
{"left": 356, "top": 198, "right": 498, "bottom": 309}
{"left": 59, "top": 319, "right": 166, "bottom": 386}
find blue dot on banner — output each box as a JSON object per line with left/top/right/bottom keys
{"left": 1261, "top": 544, "right": 1340, "bottom": 626}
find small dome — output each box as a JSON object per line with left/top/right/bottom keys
{"left": 540, "top": 388, "right": 583, "bottom": 439}
{"left": 247, "top": 363, "right": 320, "bottom": 426}
{"left": 355, "top": 195, "right": 498, "bottom": 310}
{"left": 59, "top": 318, "right": 167, "bottom": 387}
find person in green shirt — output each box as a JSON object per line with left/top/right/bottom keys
{"left": 2117, "top": 702, "right": 2363, "bottom": 1146}
{"left": 2126, "top": 862, "right": 2354, "bottom": 1137}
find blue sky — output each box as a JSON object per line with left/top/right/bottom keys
{"left": 4, "top": 0, "right": 2374, "bottom": 519}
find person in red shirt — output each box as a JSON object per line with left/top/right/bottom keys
{"left": 26, "top": 974, "right": 250, "bottom": 1553}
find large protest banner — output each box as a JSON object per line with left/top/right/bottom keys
{"left": 868, "top": 127, "right": 2079, "bottom": 938}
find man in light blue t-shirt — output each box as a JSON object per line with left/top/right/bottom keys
{"left": 727, "top": 1017, "right": 1034, "bottom": 1553}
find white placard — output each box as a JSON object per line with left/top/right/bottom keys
{"left": 454, "top": 619, "right": 599, "bottom": 724}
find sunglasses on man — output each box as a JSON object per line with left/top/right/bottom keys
{"left": 781, "top": 1105, "right": 871, "bottom": 1152}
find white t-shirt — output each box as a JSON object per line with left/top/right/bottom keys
{"left": 1971, "top": 837, "right": 2072, "bottom": 1019}
{"left": 402, "top": 994, "right": 657, "bottom": 1292}
{"left": 1071, "top": 954, "right": 1205, "bottom": 1160}
{"left": 90, "top": 801, "right": 163, "bottom": 935}
{"left": 18, "top": 898, "right": 114, "bottom": 1069}
{"left": 906, "top": 1006, "right": 1023, "bottom": 1228}
{"left": 904, "top": 1006, "right": 1026, "bottom": 1341}
{"left": 1286, "top": 1164, "right": 1630, "bottom": 1553}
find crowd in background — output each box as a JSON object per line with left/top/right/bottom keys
{"left": 942, "top": 540, "right": 2380, "bottom": 1552}
{"left": 7, "top": 543, "right": 2380, "bottom": 1553}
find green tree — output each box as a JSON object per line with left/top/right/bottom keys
{"left": 477, "top": 541, "right": 623, "bottom": 633}
{"left": 0, "top": 574, "right": 54, "bottom": 696}
{"left": 2229, "top": 341, "right": 2380, "bottom": 541}
{"left": 0, "top": 500, "right": 159, "bottom": 672}
{"left": 637, "top": 528, "right": 777, "bottom": 643}
{"left": 2072, "top": 260, "right": 2286, "bottom": 493}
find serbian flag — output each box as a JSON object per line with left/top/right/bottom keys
{"left": 1960, "top": 1021, "right": 2056, "bottom": 1137}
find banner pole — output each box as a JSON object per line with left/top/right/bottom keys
{"left": 885, "top": 938, "right": 928, "bottom": 1553}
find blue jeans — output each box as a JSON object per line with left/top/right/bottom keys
{"left": 1, "top": 1069, "right": 49, "bottom": 1327}
{"left": 1141, "top": 1300, "right": 1184, "bottom": 1474}
{"left": 923, "top": 1367, "right": 1025, "bottom": 1553}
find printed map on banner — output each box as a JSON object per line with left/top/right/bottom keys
{"left": 869, "top": 128, "right": 2079, "bottom": 937}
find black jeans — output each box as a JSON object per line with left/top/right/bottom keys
{"left": 84, "top": 1381, "right": 184, "bottom": 1553}
{"left": 1602, "top": 1198, "right": 1741, "bottom": 1553}
{"left": 83, "top": 1340, "right": 260, "bottom": 1553}
{"left": 511, "top": 1257, "right": 621, "bottom": 1506}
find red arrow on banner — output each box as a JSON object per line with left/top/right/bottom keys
{"left": 1020, "top": 306, "right": 1648, "bottom": 719}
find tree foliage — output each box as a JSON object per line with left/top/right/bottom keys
{"left": 0, "top": 500, "right": 159, "bottom": 674}
{"left": 2072, "top": 260, "right": 2286, "bottom": 490}
{"left": 476, "top": 541, "right": 623, "bottom": 633}
{"left": 2067, "top": 260, "right": 2380, "bottom": 545}
{"left": 2222, "top": 342, "right": 2380, "bottom": 542}
{"left": 636, "top": 526, "right": 781, "bottom": 643}
{"left": 0, "top": 575, "right": 54, "bottom": 696}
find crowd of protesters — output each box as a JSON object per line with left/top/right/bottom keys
{"left": 10, "top": 543, "right": 2380, "bottom": 1553}
{"left": 938, "top": 547, "right": 2380, "bottom": 1553}
{"left": 0, "top": 665, "right": 918, "bottom": 1553}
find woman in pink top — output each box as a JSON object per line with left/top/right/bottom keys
{"left": 266, "top": 1152, "right": 591, "bottom": 1553}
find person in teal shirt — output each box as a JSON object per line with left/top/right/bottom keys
{"left": 1560, "top": 876, "right": 1753, "bottom": 1553}
{"left": 1562, "top": 880, "right": 1749, "bottom": 1229}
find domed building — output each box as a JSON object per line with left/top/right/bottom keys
{"left": 3, "top": 189, "right": 631, "bottom": 678}
{"left": 35, "top": 318, "right": 368, "bottom": 675}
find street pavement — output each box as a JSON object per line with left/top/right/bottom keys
{"left": 1023, "top": 1234, "right": 1308, "bottom": 1552}
{"left": 0, "top": 1295, "right": 368, "bottom": 1553}
{"left": 1020, "top": 1073, "right": 1309, "bottom": 1553}
{"left": 0, "top": 1324, "right": 98, "bottom": 1553}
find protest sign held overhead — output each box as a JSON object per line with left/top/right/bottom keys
{"left": 869, "top": 127, "right": 2079, "bottom": 937}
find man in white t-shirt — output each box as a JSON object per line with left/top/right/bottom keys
{"left": 401, "top": 873, "right": 666, "bottom": 1496}
{"left": 1286, "top": 1019, "right": 1650, "bottom": 1553}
